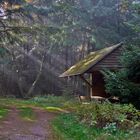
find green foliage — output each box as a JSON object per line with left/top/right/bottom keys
{"left": 31, "top": 95, "right": 68, "bottom": 107}
{"left": 52, "top": 98, "right": 140, "bottom": 140}
{"left": 103, "top": 46, "right": 140, "bottom": 108}
{"left": 121, "top": 46, "right": 140, "bottom": 82}
{"left": 0, "top": 95, "right": 75, "bottom": 109}
{"left": 52, "top": 114, "right": 96, "bottom": 140}
{"left": 52, "top": 113, "right": 136, "bottom": 140}
{"left": 0, "top": 106, "right": 8, "bottom": 119}
{"left": 0, "top": 96, "right": 140, "bottom": 140}
{"left": 1, "top": 0, "right": 140, "bottom": 98}
{"left": 66, "top": 102, "right": 140, "bottom": 129}
{"left": 103, "top": 122, "right": 117, "bottom": 134}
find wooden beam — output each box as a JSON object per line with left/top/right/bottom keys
{"left": 79, "top": 75, "right": 93, "bottom": 88}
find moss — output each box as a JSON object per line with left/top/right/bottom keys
{"left": 60, "top": 44, "right": 121, "bottom": 77}
{"left": 45, "top": 106, "right": 68, "bottom": 113}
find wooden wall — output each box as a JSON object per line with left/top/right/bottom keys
{"left": 88, "top": 47, "right": 123, "bottom": 72}
{"left": 90, "top": 47, "right": 123, "bottom": 97}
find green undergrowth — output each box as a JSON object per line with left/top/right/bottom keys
{"left": 0, "top": 95, "right": 73, "bottom": 108}
{"left": 18, "top": 107, "right": 36, "bottom": 121}
{"left": 51, "top": 97, "right": 140, "bottom": 140}
{"left": 0, "top": 106, "right": 9, "bottom": 120}
{"left": 65, "top": 102, "right": 140, "bottom": 126}
{"left": 29, "top": 95, "right": 73, "bottom": 107}
{"left": 52, "top": 114, "right": 136, "bottom": 140}
{"left": 0, "top": 96, "right": 140, "bottom": 140}
{"left": 0, "top": 98, "right": 31, "bottom": 107}
{"left": 0, "top": 96, "right": 72, "bottom": 115}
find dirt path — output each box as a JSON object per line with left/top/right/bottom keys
{"left": 0, "top": 107, "right": 56, "bottom": 140}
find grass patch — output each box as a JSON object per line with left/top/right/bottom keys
{"left": 52, "top": 114, "right": 136, "bottom": 140}
{"left": 0, "top": 96, "right": 70, "bottom": 109}
{"left": 18, "top": 107, "right": 36, "bottom": 121}
{"left": 0, "top": 107, "right": 9, "bottom": 119}
{"left": 30, "top": 95, "right": 69, "bottom": 107}
{"left": 52, "top": 114, "right": 92, "bottom": 140}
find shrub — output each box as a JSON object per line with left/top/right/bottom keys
{"left": 64, "top": 102, "right": 140, "bottom": 130}
{"left": 52, "top": 113, "right": 137, "bottom": 140}
{"left": 103, "top": 45, "right": 140, "bottom": 108}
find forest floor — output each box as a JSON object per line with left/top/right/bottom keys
{"left": 0, "top": 104, "right": 57, "bottom": 140}
{"left": 1, "top": 96, "right": 139, "bottom": 140}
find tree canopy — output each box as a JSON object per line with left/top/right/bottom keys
{"left": 0, "top": 0, "right": 139, "bottom": 98}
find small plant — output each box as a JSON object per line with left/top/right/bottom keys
{"left": 103, "top": 122, "right": 117, "bottom": 134}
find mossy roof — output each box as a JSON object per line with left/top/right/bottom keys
{"left": 60, "top": 43, "right": 122, "bottom": 77}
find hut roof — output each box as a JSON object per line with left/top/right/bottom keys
{"left": 60, "top": 43, "right": 123, "bottom": 77}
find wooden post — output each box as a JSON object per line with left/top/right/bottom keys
{"left": 90, "top": 73, "right": 93, "bottom": 97}
{"left": 79, "top": 75, "right": 92, "bottom": 88}
{"left": 79, "top": 75, "right": 93, "bottom": 100}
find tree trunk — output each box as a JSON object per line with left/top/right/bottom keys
{"left": 26, "top": 55, "right": 45, "bottom": 98}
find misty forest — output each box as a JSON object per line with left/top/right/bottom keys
{"left": 0, "top": 0, "right": 140, "bottom": 140}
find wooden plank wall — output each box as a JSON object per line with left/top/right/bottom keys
{"left": 94, "top": 47, "right": 123, "bottom": 69}
{"left": 87, "top": 47, "right": 123, "bottom": 72}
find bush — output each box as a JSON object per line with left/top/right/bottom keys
{"left": 52, "top": 113, "right": 137, "bottom": 140}
{"left": 103, "top": 45, "right": 140, "bottom": 108}
{"left": 64, "top": 102, "right": 140, "bottom": 130}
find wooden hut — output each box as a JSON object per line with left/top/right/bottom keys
{"left": 60, "top": 43, "right": 123, "bottom": 98}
